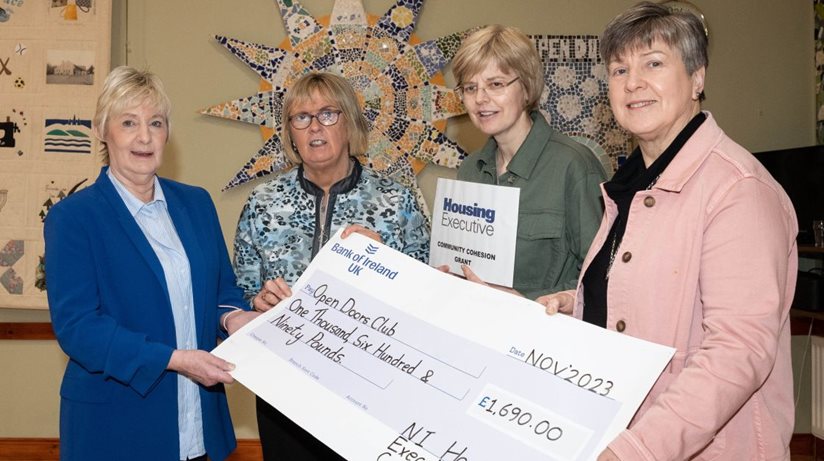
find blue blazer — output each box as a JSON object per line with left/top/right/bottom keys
{"left": 45, "top": 168, "right": 247, "bottom": 461}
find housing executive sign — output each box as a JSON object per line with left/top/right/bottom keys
{"left": 429, "top": 178, "right": 520, "bottom": 287}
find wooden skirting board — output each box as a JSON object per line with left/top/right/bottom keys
{"left": 0, "top": 323, "right": 54, "bottom": 340}
{"left": 0, "top": 438, "right": 262, "bottom": 460}
{"left": 0, "top": 435, "right": 820, "bottom": 460}
{"left": 2, "top": 314, "right": 821, "bottom": 340}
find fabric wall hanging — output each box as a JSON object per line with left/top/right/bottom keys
{"left": 0, "top": 0, "right": 109, "bottom": 309}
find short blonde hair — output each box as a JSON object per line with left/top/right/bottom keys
{"left": 451, "top": 25, "right": 544, "bottom": 111}
{"left": 282, "top": 72, "right": 369, "bottom": 164}
{"left": 93, "top": 66, "right": 171, "bottom": 163}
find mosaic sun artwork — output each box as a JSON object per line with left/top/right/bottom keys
{"left": 201, "top": 0, "right": 470, "bottom": 193}
{"left": 202, "top": 0, "right": 632, "bottom": 195}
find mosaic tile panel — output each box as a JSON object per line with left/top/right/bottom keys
{"left": 431, "top": 85, "right": 464, "bottom": 121}
{"left": 329, "top": 25, "right": 369, "bottom": 65}
{"left": 402, "top": 84, "right": 429, "bottom": 122}
{"left": 205, "top": 1, "right": 635, "bottom": 194}
{"left": 329, "top": 0, "right": 367, "bottom": 27}
{"left": 390, "top": 53, "right": 428, "bottom": 89}
{"left": 215, "top": 35, "right": 295, "bottom": 86}
{"left": 293, "top": 30, "right": 335, "bottom": 72}
{"left": 363, "top": 27, "right": 404, "bottom": 71}
{"left": 530, "top": 34, "right": 632, "bottom": 172}
{"left": 275, "top": 0, "right": 324, "bottom": 48}
{"left": 375, "top": 0, "right": 425, "bottom": 45}
{"left": 202, "top": 0, "right": 470, "bottom": 193}
{"left": 200, "top": 92, "right": 281, "bottom": 128}
{"left": 224, "top": 135, "right": 292, "bottom": 190}
{"left": 428, "top": 131, "right": 465, "bottom": 168}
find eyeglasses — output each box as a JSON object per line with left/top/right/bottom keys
{"left": 288, "top": 109, "right": 343, "bottom": 130}
{"left": 455, "top": 77, "right": 520, "bottom": 99}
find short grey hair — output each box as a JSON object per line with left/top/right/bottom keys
{"left": 600, "top": 1, "right": 708, "bottom": 100}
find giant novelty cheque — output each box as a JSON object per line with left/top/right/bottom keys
{"left": 429, "top": 178, "right": 520, "bottom": 287}
{"left": 213, "top": 230, "right": 674, "bottom": 461}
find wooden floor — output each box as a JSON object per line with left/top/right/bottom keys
{"left": 0, "top": 437, "right": 821, "bottom": 460}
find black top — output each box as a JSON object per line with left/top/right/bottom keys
{"left": 297, "top": 157, "right": 362, "bottom": 257}
{"left": 582, "top": 112, "right": 707, "bottom": 328}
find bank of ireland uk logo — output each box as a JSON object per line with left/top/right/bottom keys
{"left": 348, "top": 243, "right": 378, "bottom": 275}
{"left": 334, "top": 240, "right": 398, "bottom": 279}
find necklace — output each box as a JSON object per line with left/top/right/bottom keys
{"left": 605, "top": 219, "right": 621, "bottom": 280}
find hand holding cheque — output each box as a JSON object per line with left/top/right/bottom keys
{"left": 213, "top": 230, "right": 674, "bottom": 460}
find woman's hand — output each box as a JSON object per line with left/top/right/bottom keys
{"left": 461, "top": 264, "right": 523, "bottom": 297}
{"left": 597, "top": 448, "right": 619, "bottom": 461}
{"left": 253, "top": 277, "right": 292, "bottom": 312}
{"left": 342, "top": 224, "right": 383, "bottom": 243}
{"left": 535, "top": 291, "right": 575, "bottom": 315}
{"left": 223, "top": 310, "right": 260, "bottom": 335}
{"left": 167, "top": 349, "right": 235, "bottom": 386}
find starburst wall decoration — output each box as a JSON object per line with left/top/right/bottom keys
{"left": 201, "top": 0, "right": 471, "bottom": 194}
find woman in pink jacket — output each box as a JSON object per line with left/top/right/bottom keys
{"left": 539, "top": 2, "right": 797, "bottom": 460}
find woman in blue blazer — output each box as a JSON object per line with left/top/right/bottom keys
{"left": 44, "top": 66, "right": 257, "bottom": 461}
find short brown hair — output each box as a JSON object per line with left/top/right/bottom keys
{"left": 451, "top": 25, "right": 544, "bottom": 111}
{"left": 282, "top": 72, "right": 369, "bottom": 164}
{"left": 601, "top": 2, "right": 708, "bottom": 98}
{"left": 93, "top": 66, "right": 171, "bottom": 164}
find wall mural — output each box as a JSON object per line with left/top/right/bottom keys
{"left": 202, "top": 0, "right": 468, "bottom": 198}
{"left": 532, "top": 35, "right": 630, "bottom": 173}
{"left": 0, "top": 0, "right": 109, "bottom": 309}
{"left": 202, "top": 0, "right": 631, "bottom": 207}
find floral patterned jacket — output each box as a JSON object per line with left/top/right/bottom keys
{"left": 233, "top": 158, "right": 429, "bottom": 303}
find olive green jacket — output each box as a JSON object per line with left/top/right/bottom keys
{"left": 457, "top": 111, "right": 606, "bottom": 299}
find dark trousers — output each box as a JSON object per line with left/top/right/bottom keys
{"left": 257, "top": 396, "right": 346, "bottom": 461}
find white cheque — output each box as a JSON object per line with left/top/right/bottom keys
{"left": 213, "top": 230, "right": 674, "bottom": 461}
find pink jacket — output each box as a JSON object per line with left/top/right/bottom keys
{"left": 572, "top": 113, "right": 797, "bottom": 460}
